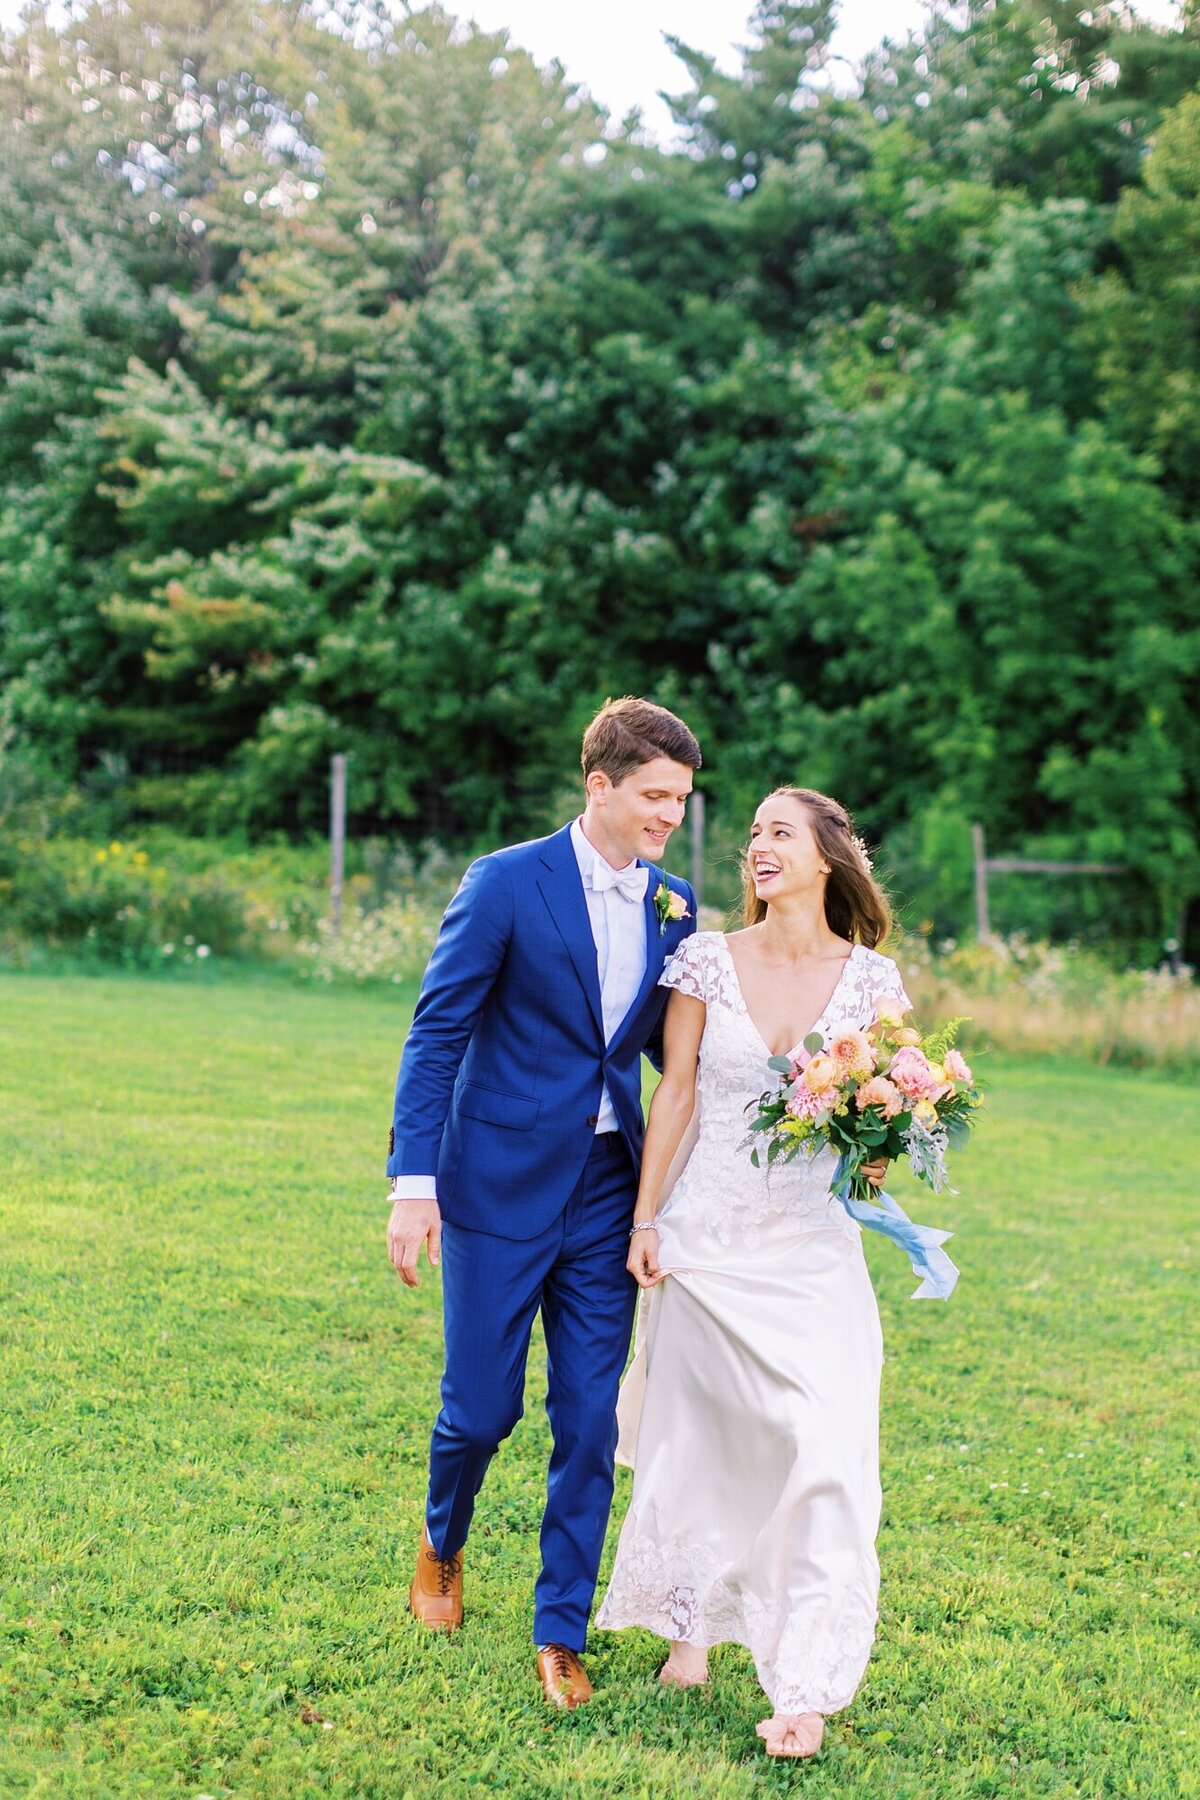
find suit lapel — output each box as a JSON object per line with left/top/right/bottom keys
{"left": 536, "top": 826, "right": 604, "bottom": 1037}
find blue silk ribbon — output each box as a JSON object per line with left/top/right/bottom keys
{"left": 832, "top": 1152, "right": 959, "bottom": 1300}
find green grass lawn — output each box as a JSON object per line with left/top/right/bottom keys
{"left": 1, "top": 972, "right": 1196, "bottom": 1799}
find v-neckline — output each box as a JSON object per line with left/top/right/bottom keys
{"left": 719, "top": 933, "right": 858, "bottom": 1060}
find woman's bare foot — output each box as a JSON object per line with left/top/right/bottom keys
{"left": 658, "top": 1639, "right": 709, "bottom": 1688}
{"left": 755, "top": 1712, "right": 824, "bottom": 1758}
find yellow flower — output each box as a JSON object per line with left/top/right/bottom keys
{"left": 894, "top": 1026, "right": 922, "bottom": 1047}
{"left": 913, "top": 1099, "right": 938, "bottom": 1125}
{"left": 666, "top": 890, "right": 689, "bottom": 920}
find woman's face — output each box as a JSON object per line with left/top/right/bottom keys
{"left": 747, "top": 794, "right": 827, "bottom": 906}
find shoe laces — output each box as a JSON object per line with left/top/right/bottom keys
{"left": 426, "top": 1545, "right": 461, "bottom": 1596}
{"left": 546, "top": 1643, "right": 575, "bottom": 1681}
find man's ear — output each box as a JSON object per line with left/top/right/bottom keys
{"left": 585, "top": 770, "right": 612, "bottom": 804}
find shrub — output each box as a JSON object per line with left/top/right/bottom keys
{"left": 899, "top": 932, "right": 1199, "bottom": 1077}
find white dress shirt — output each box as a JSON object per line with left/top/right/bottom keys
{"left": 569, "top": 816, "right": 649, "bottom": 1133}
{"left": 389, "top": 819, "right": 649, "bottom": 1202}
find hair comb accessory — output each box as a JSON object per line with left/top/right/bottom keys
{"left": 851, "top": 834, "right": 873, "bottom": 871}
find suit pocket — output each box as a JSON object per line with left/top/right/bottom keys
{"left": 456, "top": 1081, "right": 540, "bottom": 1132}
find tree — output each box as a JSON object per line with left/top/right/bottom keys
{"left": 1080, "top": 88, "right": 1200, "bottom": 510}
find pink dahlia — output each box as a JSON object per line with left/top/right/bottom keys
{"left": 786, "top": 1082, "right": 826, "bottom": 1121}
{"left": 829, "top": 1027, "right": 876, "bottom": 1079}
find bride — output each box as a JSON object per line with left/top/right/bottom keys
{"left": 595, "top": 786, "right": 911, "bottom": 1759}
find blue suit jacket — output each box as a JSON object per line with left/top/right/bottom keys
{"left": 386, "top": 823, "right": 697, "bottom": 1239}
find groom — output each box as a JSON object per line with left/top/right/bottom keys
{"left": 386, "top": 696, "right": 700, "bottom": 1708}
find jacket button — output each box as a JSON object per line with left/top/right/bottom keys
{"left": 586, "top": 1114, "right": 599, "bottom": 1127}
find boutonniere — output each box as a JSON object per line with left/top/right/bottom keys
{"left": 653, "top": 882, "right": 691, "bottom": 936}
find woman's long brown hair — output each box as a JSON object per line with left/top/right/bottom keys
{"left": 741, "top": 788, "right": 892, "bottom": 947}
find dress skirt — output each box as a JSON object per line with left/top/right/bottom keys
{"left": 596, "top": 1200, "right": 884, "bottom": 1716}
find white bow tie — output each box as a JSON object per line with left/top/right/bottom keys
{"left": 589, "top": 860, "right": 649, "bottom": 904}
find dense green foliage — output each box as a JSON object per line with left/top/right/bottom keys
{"left": 1, "top": 1, "right": 1198, "bottom": 952}
{"left": 1, "top": 974, "right": 1197, "bottom": 1797}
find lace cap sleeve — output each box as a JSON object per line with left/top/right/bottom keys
{"left": 658, "top": 931, "right": 713, "bottom": 1004}
{"left": 874, "top": 953, "right": 913, "bottom": 1018}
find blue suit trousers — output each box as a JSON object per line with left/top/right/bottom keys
{"left": 427, "top": 1132, "right": 638, "bottom": 1651}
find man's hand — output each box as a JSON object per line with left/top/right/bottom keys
{"left": 388, "top": 1199, "right": 442, "bottom": 1288}
{"left": 627, "top": 1225, "right": 663, "bottom": 1289}
{"left": 861, "top": 1158, "right": 889, "bottom": 1189}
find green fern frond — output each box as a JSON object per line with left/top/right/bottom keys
{"left": 921, "top": 1016, "right": 968, "bottom": 1062}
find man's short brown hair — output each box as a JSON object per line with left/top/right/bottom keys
{"left": 581, "top": 696, "right": 702, "bottom": 788}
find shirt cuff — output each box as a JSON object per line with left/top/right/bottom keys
{"left": 389, "top": 1176, "right": 438, "bottom": 1203}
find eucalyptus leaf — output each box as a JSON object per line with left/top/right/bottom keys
{"left": 803, "top": 1033, "right": 824, "bottom": 1055}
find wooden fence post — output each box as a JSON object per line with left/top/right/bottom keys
{"left": 971, "top": 823, "right": 1126, "bottom": 944}
{"left": 972, "top": 822, "right": 990, "bottom": 943}
{"left": 330, "top": 753, "right": 347, "bottom": 938}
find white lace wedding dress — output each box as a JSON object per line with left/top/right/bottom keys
{"left": 595, "top": 931, "right": 911, "bottom": 1716}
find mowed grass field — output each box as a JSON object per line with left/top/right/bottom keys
{"left": 1, "top": 973, "right": 1196, "bottom": 1800}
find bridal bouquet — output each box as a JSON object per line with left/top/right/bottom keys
{"left": 744, "top": 1007, "right": 983, "bottom": 1298}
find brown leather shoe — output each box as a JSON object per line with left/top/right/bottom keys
{"left": 408, "top": 1524, "right": 463, "bottom": 1632}
{"left": 536, "top": 1643, "right": 594, "bottom": 1710}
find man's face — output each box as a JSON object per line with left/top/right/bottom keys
{"left": 585, "top": 756, "right": 695, "bottom": 865}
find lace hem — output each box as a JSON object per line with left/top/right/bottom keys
{"left": 597, "top": 1532, "right": 877, "bottom": 1715}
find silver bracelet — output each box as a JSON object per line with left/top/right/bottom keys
{"left": 629, "top": 1221, "right": 658, "bottom": 1237}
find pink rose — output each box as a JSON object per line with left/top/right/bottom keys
{"left": 943, "top": 1048, "right": 972, "bottom": 1083}
{"left": 854, "top": 1076, "right": 904, "bottom": 1119}
{"left": 887, "top": 1046, "right": 941, "bottom": 1101}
